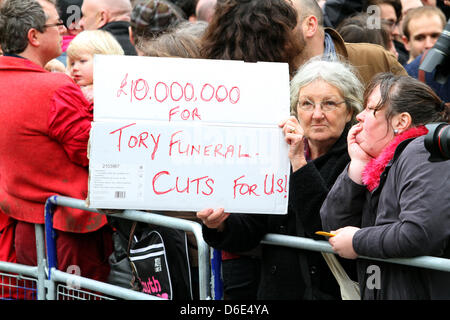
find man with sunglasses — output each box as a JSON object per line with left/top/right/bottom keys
{"left": 0, "top": 0, "right": 112, "bottom": 286}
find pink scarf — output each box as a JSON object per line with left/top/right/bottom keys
{"left": 361, "top": 126, "right": 428, "bottom": 191}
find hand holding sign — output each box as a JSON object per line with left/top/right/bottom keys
{"left": 196, "top": 208, "right": 230, "bottom": 232}
{"left": 88, "top": 55, "right": 290, "bottom": 214}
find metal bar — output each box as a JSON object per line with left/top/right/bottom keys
{"left": 48, "top": 196, "right": 212, "bottom": 300}
{"left": 0, "top": 262, "right": 39, "bottom": 278}
{"left": 44, "top": 196, "right": 58, "bottom": 274}
{"left": 49, "top": 268, "right": 163, "bottom": 300}
{"left": 211, "top": 249, "right": 223, "bottom": 300}
{"left": 261, "top": 233, "right": 450, "bottom": 273}
{"left": 34, "top": 224, "right": 46, "bottom": 300}
{"left": 48, "top": 196, "right": 450, "bottom": 297}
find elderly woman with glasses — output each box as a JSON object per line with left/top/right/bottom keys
{"left": 197, "top": 58, "right": 364, "bottom": 300}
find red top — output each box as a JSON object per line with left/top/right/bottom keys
{"left": 0, "top": 56, "right": 106, "bottom": 233}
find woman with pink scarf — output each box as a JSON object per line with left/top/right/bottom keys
{"left": 320, "top": 73, "right": 450, "bottom": 299}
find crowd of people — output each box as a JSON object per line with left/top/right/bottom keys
{"left": 0, "top": 0, "right": 449, "bottom": 301}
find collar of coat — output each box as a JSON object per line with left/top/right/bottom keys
{"left": 324, "top": 28, "right": 348, "bottom": 60}
{"left": 362, "top": 126, "right": 428, "bottom": 192}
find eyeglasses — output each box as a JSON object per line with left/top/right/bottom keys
{"left": 297, "top": 99, "right": 346, "bottom": 112}
{"left": 43, "top": 19, "right": 65, "bottom": 29}
{"left": 381, "top": 19, "right": 398, "bottom": 30}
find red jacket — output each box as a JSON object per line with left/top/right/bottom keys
{"left": 0, "top": 56, "right": 106, "bottom": 233}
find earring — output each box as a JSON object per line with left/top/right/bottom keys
{"left": 394, "top": 129, "right": 399, "bottom": 135}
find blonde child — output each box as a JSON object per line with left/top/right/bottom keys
{"left": 66, "top": 30, "right": 124, "bottom": 102}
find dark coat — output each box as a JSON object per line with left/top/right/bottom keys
{"left": 101, "top": 21, "right": 137, "bottom": 56}
{"left": 321, "top": 136, "right": 450, "bottom": 299}
{"left": 322, "top": 0, "right": 367, "bottom": 28}
{"left": 203, "top": 126, "right": 354, "bottom": 300}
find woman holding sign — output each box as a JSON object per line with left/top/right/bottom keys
{"left": 199, "top": 0, "right": 306, "bottom": 300}
{"left": 198, "top": 58, "right": 364, "bottom": 299}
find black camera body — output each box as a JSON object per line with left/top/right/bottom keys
{"left": 425, "top": 123, "right": 450, "bottom": 162}
{"left": 419, "top": 18, "right": 450, "bottom": 85}
{"left": 422, "top": 19, "right": 449, "bottom": 162}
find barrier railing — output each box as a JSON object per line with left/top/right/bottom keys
{"left": 44, "top": 195, "right": 212, "bottom": 300}
{"left": 2, "top": 195, "right": 450, "bottom": 300}
{"left": 0, "top": 224, "right": 46, "bottom": 300}
{"left": 261, "top": 233, "right": 450, "bottom": 273}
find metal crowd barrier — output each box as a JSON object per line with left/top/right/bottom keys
{"left": 0, "top": 224, "right": 46, "bottom": 300}
{"left": 44, "top": 195, "right": 212, "bottom": 300}
{"left": 2, "top": 195, "right": 450, "bottom": 300}
{"left": 261, "top": 233, "right": 450, "bottom": 273}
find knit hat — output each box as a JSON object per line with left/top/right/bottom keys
{"left": 130, "top": 0, "right": 186, "bottom": 38}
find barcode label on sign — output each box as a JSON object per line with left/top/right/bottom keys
{"left": 89, "top": 162, "right": 145, "bottom": 207}
{"left": 114, "top": 191, "right": 126, "bottom": 199}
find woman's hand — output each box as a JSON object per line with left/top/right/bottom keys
{"left": 329, "top": 226, "right": 360, "bottom": 259}
{"left": 196, "top": 208, "right": 230, "bottom": 232}
{"left": 347, "top": 123, "right": 372, "bottom": 184}
{"left": 279, "top": 116, "right": 307, "bottom": 172}
{"left": 347, "top": 123, "right": 372, "bottom": 163}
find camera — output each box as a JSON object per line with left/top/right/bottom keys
{"left": 425, "top": 123, "right": 450, "bottom": 161}
{"left": 419, "top": 18, "right": 450, "bottom": 85}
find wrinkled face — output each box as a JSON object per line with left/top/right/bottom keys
{"left": 297, "top": 79, "right": 352, "bottom": 146}
{"left": 68, "top": 52, "right": 94, "bottom": 86}
{"left": 355, "top": 86, "right": 395, "bottom": 158}
{"left": 404, "top": 14, "right": 443, "bottom": 60}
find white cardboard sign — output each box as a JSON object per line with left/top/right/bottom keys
{"left": 88, "top": 55, "right": 290, "bottom": 214}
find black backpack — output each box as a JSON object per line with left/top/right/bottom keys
{"left": 107, "top": 219, "right": 193, "bottom": 300}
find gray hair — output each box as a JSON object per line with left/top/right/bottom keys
{"left": 0, "top": 0, "right": 49, "bottom": 54}
{"left": 290, "top": 58, "right": 364, "bottom": 123}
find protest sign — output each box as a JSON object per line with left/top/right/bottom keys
{"left": 88, "top": 55, "right": 290, "bottom": 214}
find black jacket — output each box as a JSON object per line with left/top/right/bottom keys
{"left": 321, "top": 136, "right": 450, "bottom": 299}
{"left": 322, "top": 0, "right": 367, "bottom": 28}
{"left": 203, "top": 126, "right": 354, "bottom": 300}
{"left": 101, "top": 21, "right": 137, "bottom": 56}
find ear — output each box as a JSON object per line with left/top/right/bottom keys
{"left": 96, "top": 9, "right": 109, "bottom": 28}
{"left": 392, "top": 112, "right": 412, "bottom": 134}
{"left": 27, "top": 28, "right": 41, "bottom": 48}
{"left": 345, "top": 108, "right": 354, "bottom": 123}
{"left": 302, "top": 15, "right": 319, "bottom": 39}
{"left": 401, "top": 35, "right": 411, "bottom": 52}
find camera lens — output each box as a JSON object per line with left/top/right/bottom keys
{"left": 425, "top": 122, "right": 450, "bottom": 161}
{"left": 419, "top": 19, "right": 450, "bottom": 84}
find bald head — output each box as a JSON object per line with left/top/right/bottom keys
{"left": 291, "top": 0, "right": 323, "bottom": 26}
{"left": 80, "top": 0, "right": 132, "bottom": 30}
{"left": 97, "top": 0, "right": 132, "bottom": 13}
